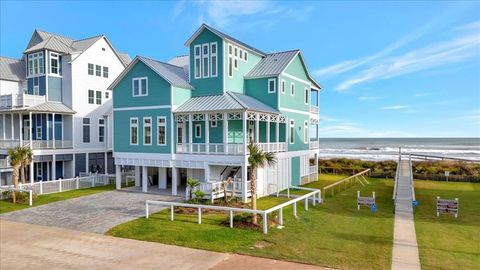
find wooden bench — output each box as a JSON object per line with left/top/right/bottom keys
{"left": 437, "top": 197, "right": 458, "bottom": 218}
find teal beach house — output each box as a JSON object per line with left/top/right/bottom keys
{"left": 110, "top": 24, "right": 321, "bottom": 201}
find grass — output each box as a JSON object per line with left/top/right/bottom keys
{"left": 0, "top": 184, "right": 115, "bottom": 214}
{"left": 413, "top": 180, "right": 480, "bottom": 270}
{"left": 108, "top": 176, "right": 395, "bottom": 270}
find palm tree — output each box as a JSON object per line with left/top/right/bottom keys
{"left": 186, "top": 177, "right": 200, "bottom": 201}
{"left": 18, "top": 147, "right": 33, "bottom": 184}
{"left": 7, "top": 147, "right": 23, "bottom": 204}
{"left": 247, "top": 142, "right": 276, "bottom": 225}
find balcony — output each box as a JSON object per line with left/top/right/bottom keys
{"left": 309, "top": 140, "right": 319, "bottom": 149}
{"left": 0, "top": 158, "right": 11, "bottom": 169}
{"left": 176, "top": 142, "right": 287, "bottom": 155}
{"left": 0, "top": 93, "right": 46, "bottom": 109}
{"left": 0, "top": 139, "right": 73, "bottom": 150}
{"left": 310, "top": 105, "right": 319, "bottom": 114}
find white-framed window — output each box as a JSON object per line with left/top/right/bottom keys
{"left": 210, "top": 42, "right": 218, "bottom": 77}
{"left": 36, "top": 163, "right": 43, "bottom": 179}
{"left": 83, "top": 118, "right": 90, "bottom": 143}
{"left": 88, "top": 63, "right": 94, "bottom": 75}
{"left": 98, "top": 118, "right": 105, "bottom": 143}
{"left": 244, "top": 51, "right": 248, "bottom": 62}
{"left": 234, "top": 46, "right": 238, "bottom": 69}
{"left": 194, "top": 45, "right": 201, "bottom": 79}
{"left": 157, "top": 117, "right": 166, "bottom": 145}
{"left": 195, "top": 124, "right": 201, "bottom": 138}
{"left": 132, "top": 77, "right": 148, "bottom": 97}
{"left": 211, "top": 119, "right": 217, "bottom": 127}
{"left": 289, "top": 119, "right": 295, "bottom": 144}
{"left": 290, "top": 82, "right": 295, "bottom": 96}
{"left": 96, "top": 90, "right": 102, "bottom": 105}
{"left": 143, "top": 117, "right": 152, "bottom": 145}
{"left": 130, "top": 118, "right": 138, "bottom": 145}
{"left": 36, "top": 116, "right": 42, "bottom": 139}
{"left": 50, "top": 52, "right": 59, "bottom": 74}
{"left": 28, "top": 52, "right": 44, "bottom": 76}
{"left": 304, "top": 121, "right": 308, "bottom": 143}
{"left": 281, "top": 79, "right": 286, "bottom": 94}
{"left": 202, "top": 44, "right": 210, "bottom": 78}
{"left": 103, "top": 66, "right": 109, "bottom": 78}
{"left": 305, "top": 87, "right": 309, "bottom": 104}
{"left": 268, "top": 78, "right": 276, "bottom": 93}
{"left": 228, "top": 44, "right": 233, "bottom": 77}
{"left": 88, "top": 90, "right": 94, "bottom": 104}
{"left": 239, "top": 49, "right": 243, "bottom": 61}
{"left": 95, "top": 65, "right": 101, "bottom": 76}
{"left": 33, "top": 79, "right": 40, "bottom": 95}
{"left": 105, "top": 91, "right": 109, "bottom": 99}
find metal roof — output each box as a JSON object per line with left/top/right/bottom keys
{"left": 185, "top": 24, "right": 266, "bottom": 56}
{"left": 0, "top": 57, "right": 25, "bottom": 82}
{"left": 245, "top": 50, "right": 299, "bottom": 78}
{"left": 15, "top": 102, "right": 75, "bottom": 114}
{"left": 119, "top": 53, "right": 132, "bottom": 65}
{"left": 174, "top": 92, "right": 279, "bottom": 114}
{"left": 25, "top": 36, "right": 74, "bottom": 54}
{"left": 138, "top": 56, "right": 193, "bottom": 89}
{"left": 168, "top": 55, "right": 189, "bottom": 80}
{"left": 70, "top": 35, "right": 103, "bottom": 52}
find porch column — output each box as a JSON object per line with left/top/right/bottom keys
{"left": 266, "top": 116, "right": 270, "bottom": 151}
{"left": 46, "top": 114, "right": 50, "bottom": 143}
{"left": 223, "top": 112, "right": 228, "bottom": 154}
{"left": 10, "top": 113, "right": 13, "bottom": 140}
{"left": 29, "top": 162, "right": 34, "bottom": 184}
{"left": 85, "top": 152, "right": 89, "bottom": 173}
{"left": 19, "top": 114, "right": 23, "bottom": 145}
{"left": 241, "top": 163, "right": 248, "bottom": 203}
{"left": 204, "top": 113, "right": 209, "bottom": 153}
{"left": 255, "top": 113, "right": 259, "bottom": 143}
{"left": 204, "top": 163, "right": 210, "bottom": 182}
{"left": 115, "top": 165, "right": 121, "bottom": 190}
{"left": 2, "top": 114, "right": 5, "bottom": 140}
{"left": 172, "top": 167, "right": 178, "bottom": 196}
{"left": 134, "top": 166, "right": 140, "bottom": 186}
{"left": 158, "top": 167, "right": 166, "bottom": 189}
{"left": 104, "top": 152, "right": 108, "bottom": 174}
{"left": 142, "top": 166, "right": 148, "bottom": 193}
{"left": 242, "top": 111, "right": 247, "bottom": 154}
{"left": 52, "top": 113, "right": 56, "bottom": 149}
{"left": 29, "top": 112, "right": 32, "bottom": 148}
{"left": 276, "top": 120, "right": 280, "bottom": 143}
{"left": 285, "top": 117, "right": 289, "bottom": 151}
{"left": 188, "top": 114, "right": 193, "bottom": 153}
{"left": 52, "top": 155, "right": 56, "bottom": 180}
{"left": 72, "top": 154, "right": 76, "bottom": 177}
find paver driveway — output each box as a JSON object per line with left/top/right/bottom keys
{"left": 0, "top": 190, "right": 178, "bottom": 233}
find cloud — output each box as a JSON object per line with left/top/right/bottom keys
{"left": 381, "top": 105, "right": 410, "bottom": 110}
{"left": 358, "top": 96, "right": 380, "bottom": 101}
{"left": 413, "top": 93, "right": 428, "bottom": 97}
{"left": 319, "top": 121, "right": 412, "bottom": 137}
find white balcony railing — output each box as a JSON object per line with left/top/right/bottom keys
{"left": 309, "top": 140, "right": 319, "bottom": 149}
{"left": 0, "top": 140, "right": 73, "bottom": 150}
{"left": 0, "top": 93, "right": 46, "bottom": 108}
{"left": 309, "top": 165, "right": 318, "bottom": 174}
{"left": 176, "top": 142, "right": 286, "bottom": 155}
{"left": 254, "top": 142, "right": 286, "bottom": 153}
{"left": 0, "top": 158, "right": 11, "bottom": 169}
{"left": 0, "top": 140, "right": 21, "bottom": 149}
{"left": 310, "top": 105, "right": 319, "bottom": 114}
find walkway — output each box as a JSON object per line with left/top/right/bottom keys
{"left": 0, "top": 190, "right": 179, "bottom": 233}
{"left": 391, "top": 158, "right": 421, "bottom": 270}
{"left": 0, "top": 220, "right": 328, "bottom": 270}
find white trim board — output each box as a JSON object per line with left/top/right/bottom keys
{"left": 113, "top": 105, "right": 171, "bottom": 111}
{"left": 281, "top": 72, "right": 311, "bottom": 86}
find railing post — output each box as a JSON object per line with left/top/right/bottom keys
{"left": 279, "top": 208, "right": 283, "bottom": 226}
{"left": 293, "top": 201, "right": 297, "bottom": 217}
{"left": 170, "top": 205, "right": 174, "bottom": 221}
{"left": 29, "top": 190, "right": 32, "bottom": 206}
{"left": 312, "top": 194, "right": 316, "bottom": 206}
{"left": 305, "top": 197, "right": 309, "bottom": 211}
{"left": 40, "top": 181, "right": 43, "bottom": 195}
{"left": 262, "top": 212, "right": 268, "bottom": 234}
{"left": 146, "top": 201, "right": 149, "bottom": 218}
{"left": 198, "top": 207, "right": 202, "bottom": 224}
{"left": 287, "top": 188, "right": 290, "bottom": 198}
{"left": 91, "top": 175, "right": 95, "bottom": 187}
{"left": 229, "top": 210, "right": 233, "bottom": 228}
{"left": 59, "top": 180, "right": 62, "bottom": 192}
{"left": 76, "top": 177, "right": 79, "bottom": 189}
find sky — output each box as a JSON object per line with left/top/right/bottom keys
{"left": 1, "top": 1, "right": 479, "bottom": 138}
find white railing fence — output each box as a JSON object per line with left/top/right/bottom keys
{"left": 0, "top": 186, "right": 33, "bottom": 206}
{"left": 309, "top": 140, "right": 319, "bottom": 149}
{"left": 0, "top": 93, "right": 46, "bottom": 108}
{"left": 186, "top": 180, "right": 250, "bottom": 202}
{"left": 147, "top": 187, "right": 321, "bottom": 234}
{"left": 310, "top": 105, "right": 319, "bottom": 114}
{"left": 0, "top": 140, "right": 20, "bottom": 149}
{"left": 0, "top": 158, "right": 10, "bottom": 168}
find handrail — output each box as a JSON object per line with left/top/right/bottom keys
{"left": 392, "top": 154, "right": 401, "bottom": 200}
{"left": 409, "top": 154, "right": 416, "bottom": 201}
{"left": 322, "top": 169, "right": 370, "bottom": 190}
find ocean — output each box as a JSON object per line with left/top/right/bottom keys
{"left": 318, "top": 138, "right": 480, "bottom": 161}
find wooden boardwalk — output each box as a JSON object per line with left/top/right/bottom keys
{"left": 392, "top": 158, "right": 421, "bottom": 270}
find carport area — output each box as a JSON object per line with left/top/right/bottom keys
{"left": 0, "top": 190, "right": 179, "bottom": 234}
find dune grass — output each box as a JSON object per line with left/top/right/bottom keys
{"left": 413, "top": 180, "right": 480, "bottom": 270}
{"left": 0, "top": 184, "right": 115, "bottom": 214}
{"left": 108, "top": 176, "right": 395, "bottom": 270}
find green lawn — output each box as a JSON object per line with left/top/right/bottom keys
{"left": 108, "top": 177, "right": 395, "bottom": 270}
{"left": 413, "top": 180, "right": 480, "bottom": 270}
{"left": 0, "top": 185, "right": 115, "bottom": 214}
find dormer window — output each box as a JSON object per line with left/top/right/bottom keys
{"left": 194, "top": 45, "right": 201, "bottom": 79}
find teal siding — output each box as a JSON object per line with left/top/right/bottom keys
{"left": 192, "top": 121, "right": 205, "bottom": 143}
{"left": 189, "top": 29, "right": 224, "bottom": 97}
{"left": 48, "top": 76, "right": 62, "bottom": 101}
{"left": 284, "top": 55, "right": 308, "bottom": 81}
{"left": 209, "top": 121, "right": 223, "bottom": 143}
{"left": 244, "top": 77, "right": 278, "bottom": 109}
{"left": 224, "top": 41, "right": 262, "bottom": 93}
{"left": 291, "top": 157, "right": 300, "bottom": 185}
{"left": 279, "top": 74, "right": 310, "bottom": 111}
{"left": 113, "top": 61, "right": 171, "bottom": 108}
{"left": 228, "top": 120, "right": 243, "bottom": 143}
{"left": 283, "top": 111, "right": 309, "bottom": 151}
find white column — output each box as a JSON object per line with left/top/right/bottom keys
{"left": 10, "top": 113, "right": 13, "bottom": 140}
{"left": 172, "top": 167, "right": 178, "bottom": 196}
{"left": 52, "top": 155, "right": 56, "bottom": 180}
{"left": 204, "top": 163, "right": 210, "bottom": 182}
{"left": 134, "top": 166, "right": 140, "bottom": 187}
{"left": 72, "top": 154, "right": 76, "bottom": 177}
{"left": 242, "top": 111, "right": 247, "bottom": 154}
{"left": 46, "top": 114, "right": 50, "bottom": 143}
{"left": 188, "top": 114, "right": 193, "bottom": 153}
{"left": 104, "top": 152, "right": 108, "bottom": 174}
{"left": 29, "top": 162, "right": 34, "bottom": 184}
{"left": 19, "top": 114, "right": 23, "bottom": 145}
{"left": 255, "top": 114, "right": 259, "bottom": 143}
{"left": 158, "top": 167, "right": 166, "bottom": 189}
{"left": 205, "top": 113, "right": 209, "bottom": 153}
{"left": 85, "top": 152, "right": 89, "bottom": 173}
{"left": 115, "top": 165, "right": 121, "bottom": 190}
{"left": 285, "top": 117, "right": 289, "bottom": 151}
{"left": 142, "top": 166, "right": 148, "bottom": 193}
{"left": 52, "top": 113, "right": 56, "bottom": 148}
{"left": 29, "top": 112, "right": 32, "bottom": 148}
{"left": 223, "top": 112, "right": 228, "bottom": 153}
{"left": 2, "top": 114, "right": 5, "bottom": 140}
{"left": 266, "top": 117, "right": 270, "bottom": 151}
{"left": 241, "top": 163, "right": 248, "bottom": 203}
{"left": 276, "top": 120, "right": 280, "bottom": 142}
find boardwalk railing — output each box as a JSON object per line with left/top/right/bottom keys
{"left": 321, "top": 169, "right": 371, "bottom": 201}
{"left": 146, "top": 188, "right": 321, "bottom": 234}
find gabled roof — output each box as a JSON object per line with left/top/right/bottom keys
{"left": 0, "top": 57, "right": 25, "bottom": 82}
{"left": 245, "top": 50, "right": 299, "bottom": 79}
{"left": 168, "top": 55, "right": 189, "bottom": 79}
{"left": 185, "top": 24, "right": 265, "bottom": 56}
{"left": 26, "top": 30, "right": 75, "bottom": 51}
{"left": 119, "top": 53, "right": 132, "bottom": 65}
{"left": 175, "top": 91, "right": 279, "bottom": 114}
{"left": 70, "top": 35, "right": 103, "bottom": 52}
{"left": 108, "top": 56, "right": 193, "bottom": 90}
{"left": 24, "top": 36, "right": 74, "bottom": 54}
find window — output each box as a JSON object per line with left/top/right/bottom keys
{"left": 281, "top": 79, "right": 286, "bottom": 94}
{"left": 305, "top": 87, "right": 309, "bottom": 104}
{"left": 88, "top": 90, "right": 94, "bottom": 104}
{"left": 195, "top": 124, "right": 201, "bottom": 138}
{"left": 202, "top": 44, "right": 209, "bottom": 78}
{"left": 244, "top": 51, "right": 248, "bottom": 62}
{"left": 239, "top": 49, "right": 243, "bottom": 61}
{"left": 98, "top": 118, "right": 105, "bottom": 142}
{"left": 268, "top": 79, "right": 276, "bottom": 93}
{"left": 28, "top": 52, "right": 44, "bottom": 76}
{"left": 95, "top": 65, "right": 101, "bottom": 76}
{"left": 234, "top": 47, "right": 238, "bottom": 69}
{"left": 105, "top": 91, "right": 109, "bottom": 99}
{"left": 96, "top": 91, "right": 102, "bottom": 105}
{"left": 37, "top": 163, "right": 43, "bottom": 179}
{"left": 228, "top": 44, "right": 233, "bottom": 77}
{"left": 132, "top": 77, "right": 148, "bottom": 97}
{"left": 33, "top": 79, "right": 40, "bottom": 95}
{"left": 50, "top": 52, "right": 59, "bottom": 74}
{"left": 211, "top": 119, "right": 217, "bottom": 127}
{"left": 289, "top": 120, "right": 295, "bottom": 144}
{"left": 210, "top": 42, "right": 218, "bottom": 77}
{"left": 36, "top": 116, "right": 42, "bottom": 139}
{"left": 194, "top": 45, "right": 201, "bottom": 79}
{"left": 88, "top": 63, "right": 94, "bottom": 75}
{"left": 130, "top": 118, "right": 138, "bottom": 145}
{"left": 304, "top": 121, "right": 308, "bottom": 143}
{"left": 157, "top": 117, "right": 166, "bottom": 145}
{"left": 103, "top": 66, "right": 109, "bottom": 78}
{"left": 290, "top": 82, "right": 295, "bottom": 96}
{"left": 83, "top": 118, "right": 90, "bottom": 143}
{"left": 143, "top": 117, "right": 152, "bottom": 145}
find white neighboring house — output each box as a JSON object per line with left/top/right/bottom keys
{"left": 0, "top": 30, "right": 130, "bottom": 185}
